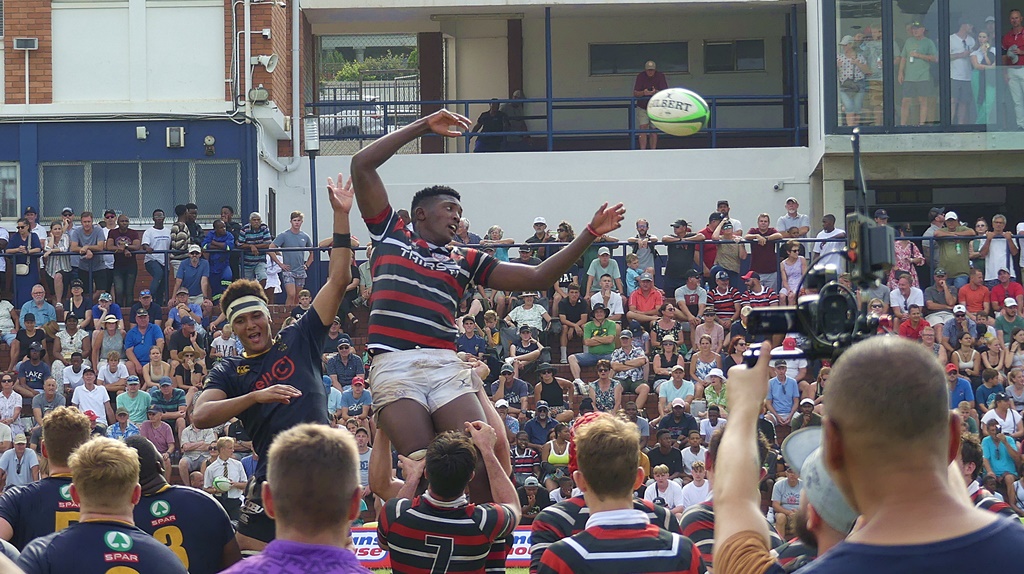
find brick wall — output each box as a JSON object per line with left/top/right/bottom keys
{"left": 4, "top": 0, "right": 53, "bottom": 104}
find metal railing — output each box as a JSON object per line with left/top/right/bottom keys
{"left": 307, "top": 94, "right": 809, "bottom": 151}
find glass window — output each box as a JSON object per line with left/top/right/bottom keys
{"left": 949, "top": 0, "right": 999, "bottom": 126}
{"left": 835, "top": 1, "right": 883, "bottom": 128}
{"left": 194, "top": 162, "right": 240, "bottom": 219}
{"left": 91, "top": 163, "right": 140, "bottom": 218}
{"left": 589, "top": 42, "right": 688, "bottom": 76}
{"left": 893, "top": 6, "right": 939, "bottom": 126}
{"left": 704, "top": 40, "right": 765, "bottom": 73}
{"left": 40, "top": 164, "right": 85, "bottom": 218}
{"left": 141, "top": 162, "right": 191, "bottom": 219}
{"left": 0, "top": 164, "right": 18, "bottom": 220}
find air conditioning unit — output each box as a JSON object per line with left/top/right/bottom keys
{"left": 13, "top": 38, "right": 39, "bottom": 51}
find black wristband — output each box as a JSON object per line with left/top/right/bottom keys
{"left": 332, "top": 233, "right": 352, "bottom": 249}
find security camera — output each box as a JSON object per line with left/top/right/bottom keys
{"left": 773, "top": 181, "right": 785, "bottom": 191}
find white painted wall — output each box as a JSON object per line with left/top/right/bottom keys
{"left": 53, "top": 5, "right": 132, "bottom": 102}
{"left": 50, "top": 0, "right": 224, "bottom": 105}
{"left": 272, "top": 147, "right": 814, "bottom": 245}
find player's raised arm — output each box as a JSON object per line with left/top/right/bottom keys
{"left": 311, "top": 174, "right": 354, "bottom": 327}
{"left": 350, "top": 110, "right": 472, "bottom": 219}
{"left": 487, "top": 202, "right": 626, "bottom": 292}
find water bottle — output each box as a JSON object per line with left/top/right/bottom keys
{"left": 909, "top": 56, "right": 915, "bottom": 63}
{"left": 956, "top": 243, "right": 962, "bottom": 255}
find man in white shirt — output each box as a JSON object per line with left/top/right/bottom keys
{"left": 812, "top": 214, "right": 846, "bottom": 270}
{"left": 698, "top": 405, "right": 726, "bottom": 443}
{"left": 982, "top": 214, "right": 1019, "bottom": 287}
{"left": 204, "top": 436, "right": 247, "bottom": 521}
{"left": 949, "top": 19, "right": 977, "bottom": 125}
{"left": 890, "top": 272, "right": 925, "bottom": 327}
{"left": 679, "top": 460, "right": 712, "bottom": 511}
{"left": 680, "top": 430, "right": 707, "bottom": 479}
{"left": 981, "top": 393, "right": 1024, "bottom": 439}
{"left": 71, "top": 368, "right": 113, "bottom": 425}
{"left": 141, "top": 208, "right": 173, "bottom": 306}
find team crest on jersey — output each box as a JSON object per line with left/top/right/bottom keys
{"left": 59, "top": 484, "right": 72, "bottom": 501}
{"left": 236, "top": 365, "right": 251, "bottom": 376}
{"left": 150, "top": 500, "right": 170, "bottom": 518}
{"left": 275, "top": 338, "right": 288, "bottom": 353}
{"left": 104, "top": 531, "right": 133, "bottom": 551}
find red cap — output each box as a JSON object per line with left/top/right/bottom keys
{"left": 945, "top": 363, "right": 958, "bottom": 374}
{"left": 782, "top": 337, "right": 797, "bottom": 351}
{"left": 352, "top": 375, "right": 366, "bottom": 387}
{"left": 83, "top": 410, "right": 98, "bottom": 422}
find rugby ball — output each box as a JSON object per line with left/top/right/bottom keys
{"left": 212, "top": 476, "right": 232, "bottom": 492}
{"left": 647, "top": 88, "right": 710, "bottom": 137}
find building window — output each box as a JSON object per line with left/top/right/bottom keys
{"left": 704, "top": 40, "right": 765, "bottom": 73}
{"left": 589, "top": 42, "right": 689, "bottom": 76}
{"left": 0, "top": 164, "right": 19, "bottom": 219}
{"left": 1, "top": 0, "right": 5, "bottom": 37}
{"left": 39, "top": 160, "right": 240, "bottom": 223}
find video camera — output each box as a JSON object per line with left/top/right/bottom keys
{"left": 746, "top": 130, "right": 895, "bottom": 361}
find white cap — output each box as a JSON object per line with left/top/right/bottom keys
{"left": 533, "top": 216, "right": 547, "bottom": 225}
{"left": 706, "top": 368, "right": 724, "bottom": 379}
{"left": 800, "top": 398, "right": 815, "bottom": 406}
{"left": 953, "top": 304, "right": 967, "bottom": 314}
{"left": 839, "top": 35, "right": 855, "bottom": 45}
{"left": 1005, "top": 298, "right": 1019, "bottom": 308}
{"left": 598, "top": 246, "right": 611, "bottom": 255}
{"left": 944, "top": 211, "right": 959, "bottom": 221}
{"left": 495, "top": 399, "right": 509, "bottom": 409}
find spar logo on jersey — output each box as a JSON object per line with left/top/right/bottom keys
{"left": 150, "top": 501, "right": 170, "bottom": 518}
{"left": 105, "top": 531, "right": 133, "bottom": 552}
{"left": 59, "top": 484, "right": 72, "bottom": 501}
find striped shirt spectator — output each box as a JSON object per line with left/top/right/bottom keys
{"left": 239, "top": 221, "right": 273, "bottom": 267}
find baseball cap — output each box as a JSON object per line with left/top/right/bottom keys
{"left": 927, "top": 206, "right": 946, "bottom": 219}
{"left": 839, "top": 35, "right": 854, "bottom": 45}
{"left": 994, "top": 392, "right": 1010, "bottom": 402}
{"left": 85, "top": 410, "right": 99, "bottom": 422}
{"left": 70, "top": 279, "right": 84, "bottom": 288}
{"left": 29, "top": 342, "right": 43, "bottom": 352}
{"left": 645, "top": 60, "right": 656, "bottom": 70}
{"left": 158, "top": 377, "right": 173, "bottom": 386}
{"left": 1006, "top": 298, "right": 1020, "bottom": 308}
{"left": 495, "top": 399, "right": 509, "bottom": 409}
{"left": 639, "top": 272, "right": 653, "bottom": 282}
{"left": 336, "top": 334, "right": 353, "bottom": 347}
{"left": 519, "top": 324, "right": 532, "bottom": 333}
{"left": 13, "top": 434, "right": 26, "bottom": 445}
{"left": 742, "top": 270, "right": 760, "bottom": 281}
{"left": 524, "top": 476, "right": 541, "bottom": 487}
{"left": 23, "top": 206, "right": 36, "bottom": 214}
{"left": 597, "top": 246, "right": 611, "bottom": 256}
{"left": 873, "top": 209, "right": 888, "bottom": 219}
{"left": 61, "top": 207, "right": 74, "bottom": 215}
{"left": 910, "top": 21, "right": 924, "bottom": 28}
{"left": 136, "top": 308, "right": 149, "bottom": 317}
{"left": 945, "top": 363, "right": 959, "bottom": 374}
{"left": 99, "top": 292, "right": 113, "bottom": 301}
{"left": 620, "top": 329, "right": 633, "bottom": 338}
{"left": 500, "top": 364, "right": 514, "bottom": 374}
{"left": 176, "top": 287, "right": 190, "bottom": 295}
{"left": 115, "top": 406, "right": 129, "bottom": 415}
{"left": 147, "top": 406, "right": 161, "bottom": 414}
{"left": 23, "top": 313, "right": 35, "bottom": 323}
{"left": 126, "top": 376, "right": 140, "bottom": 386}
{"left": 661, "top": 335, "right": 676, "bottom": 344}
{"left": 518, "top": 245, "right": 533, "bottom": 253}
{"left": 945, "top": 211, "right": 959, "bottom": 221}
{"left": 536, "top": 400, "right": 550, "bottom": 411}
{"left": 986, "top": 16, "right": 996, "bottom": 22}
{"left": 707, "top": 368, "right": 724, "bottom": 379}
{"left": 671, "top": 398, "right": 686, "bottom": 408}
{"left": 715, "top": 270, "right": 729, "bottom": 281}
{"left": 934, "top": 268, "right": 947, "bottom": 277}
{"left": 352, "top": 375, "right": 366, "bottom": 387}
{"left": 781, "top": 427, "right": 858, "bottom": 533}
{"left": 783, "top": 336, "right": 798, "bottom": 351}
{"left": 800, "top": 398, "right": 815, "bottom": 406}
{"left": 953, "top": 304, "right": 967, "bottom": 315}
{"left": 533, "top": 216, "right": 547, "bottom": 225}
{"left": 591, "top": 303, "right": 607, "bottom": 314}
{"left": 670, "top": 364, "right": 686, "bottom": 372}
{"left": 188, "top": 244, "right": 202, "bottom": 253}
{"left": 708, "top": 212, "right": 725, "bottom": 222}
{"left": 140, "top": 290, "right": 152, "bottom": 297}
{"left": 785, "top": 196, "right": 799, "bottom": 204}
{"left": 180, "top": 316, "right": 195, "bottom": 326}
{"left": 672, "top": 219, "right": 688, "bottom": 228}
{"left": 740, "top": 305, "right": 753, "bottom": 317}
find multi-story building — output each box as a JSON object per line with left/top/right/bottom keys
{"left": 1, "top": 0, "right": 1022, "bottom": 252}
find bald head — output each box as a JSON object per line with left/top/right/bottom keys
{"left": 825, "top": 337, "right": 949, "bottom": 452}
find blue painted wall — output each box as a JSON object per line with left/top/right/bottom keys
{"left": 0, "top": 119, "right": 258, "bottom": 217}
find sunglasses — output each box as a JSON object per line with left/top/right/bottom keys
{"left": 597, "top": 368, "right": 610, "bottom": 373}
{"left": 736, "top": 342, "right": 748, "bottom": 346}
{"left": 15, "top": 226, "right": 25, "bottom": 230}
{"left": 871, "top": 304, "right": 883, "bottom": 308}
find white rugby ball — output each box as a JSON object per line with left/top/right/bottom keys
{"left": 646, "top": 88, "right": 710, "bottom": 137}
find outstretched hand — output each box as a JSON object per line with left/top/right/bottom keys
{"left": 588, "top": 202, "right": 626, "bottom": 237}
{"left": 425, "top": 110, "right": 473, "bottom": 137}
{"left": 724, "top": 341, "right": 773, "bottom": 412}
{"left": 327, "top": 173, "right": 354, "bottom": 214}
{"left": 252, "top": 384, "right": 302, "bottom": 405}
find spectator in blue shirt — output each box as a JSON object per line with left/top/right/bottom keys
{"left": 523, "top": 401, "right": 559, "bottom": 452}
{"left": 91, "top": 292, "right": 123, "bottom": 332}
{"left": 766, "top": 360, "right": 800, "bottom": 425}
{"left": 325, "top": 340, "right": 363, "bottom": 391}
{"left": 490, "top": 364, "right": 531, "bottom": 415}
{"left": 457, "top": 316, "right": 487, "bottom": 359}
{"left": 173, "top": 244, "right": 210, "bottom": 304}
{"left": 240, "top": 452, "right": 258, "bottom": 479}
{"left": 946, "top": 362, "right": 975, "bottom": 409}
{"left": 19, "top": 285, "right": 56, "bottom": 326}
{"left": 202, "top": 220, "right": 235, "bottom": 300}
{"left": 124, "top": 310, "right": 164, "bottom": 377}
{"left": 338, "top": 377, "right": 372, "bottom": 428}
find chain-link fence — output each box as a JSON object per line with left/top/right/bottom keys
{"left": 38, "top": 160, "right": 240, "bottom": 224}
{"left": 316, "top": 34, "right": 423, "bottom": 155}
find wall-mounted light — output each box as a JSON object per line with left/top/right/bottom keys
{"left": 303, "top": 115, "right": 320, "bottom": 154}
{"left": 248, "top": 84, "right": 270, "bottom": 105}
{"left": 136, "top": 127, "right": 148, "bottom": 140}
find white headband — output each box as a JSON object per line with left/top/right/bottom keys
{"left": 227, "top": 295, "right": 271, "bottom": 324}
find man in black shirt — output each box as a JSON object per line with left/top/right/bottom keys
{"left": 557, "top": 284, "right": 590, "bottom": 364}
{"left": 658, "top": 400, "right": 699, "bottom": 442}
{"left": 646, "top": 429, "right": 686, "bottom": 483}
{"left": 469, "top": 99, "right": 510, "bottom": 152}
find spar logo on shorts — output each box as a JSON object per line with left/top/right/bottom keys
{"left": 252, "top": 356, "right": 296, "bottom": 390}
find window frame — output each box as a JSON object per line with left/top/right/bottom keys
{"left": 703, "top": 39, "right": 767, "bottom": 73}
{"left": 0, "top": 162, "right": 20, "bottom": 222}
{"left": 587, "top": 41, "right": 690, "bottom": 77}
